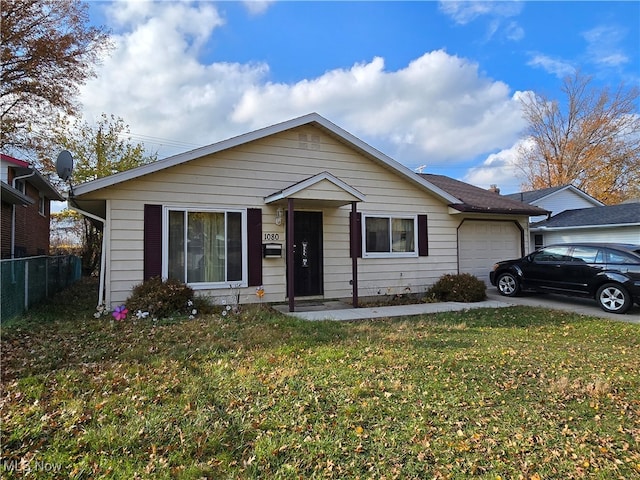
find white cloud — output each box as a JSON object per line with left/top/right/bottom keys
{"left": 463, "top": 137, "right": 533, "bottom": 194}
{"left": 439, "top": 0, "right": 524, "bottom": 43}
{"left": 232, "top": 50, "right": 527, "bottom": 164}
{"left": 242, "top": 1, "right": 275, "bottom": 16}
{"left": 583, "top": 25, "right": 629, "bottom": 68}
{"left": 80, "top": 2, "right": 526, "bottom": 171}
{"left": 527, "top": 54, "right": 575, "bottom": 78}
{"left": 439, "top": 1, "right": 524, "bottom": 25}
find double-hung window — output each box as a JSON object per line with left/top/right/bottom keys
{"left": 363, "top": 214, "right": 417, "bottom": 257}
{"left": 165, "top": 208, "right": 245, "bottom": 287}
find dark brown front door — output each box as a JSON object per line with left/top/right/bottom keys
{"left": 291, "top": 211, "right": 323, "bottom": 297}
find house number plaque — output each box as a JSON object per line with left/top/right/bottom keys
{"left": 264, "top": 233, "right": 280, "bottom": 241}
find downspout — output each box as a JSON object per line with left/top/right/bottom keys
{"left": 11, "top": 170, "right": 36, "bottom": 258}
{"left": 69, "top": 204, "right": 107, "bottom": 308}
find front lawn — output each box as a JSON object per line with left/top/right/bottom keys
{"left": 1, "top": 279, "right": 639, "bottom": 479}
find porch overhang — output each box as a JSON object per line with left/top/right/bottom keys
{"left": 264, "top": 171, "right": 366, "bottom": 207}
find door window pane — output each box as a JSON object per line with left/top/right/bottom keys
{"left": 570, "top": 246, "right": 599, "bottom": 263}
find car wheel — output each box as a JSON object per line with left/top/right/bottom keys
{"left": 596, "top": 283, "right": 632, "bottom": 314}
{"left": 497, "top": 273, "right": 520, "bottom": 297}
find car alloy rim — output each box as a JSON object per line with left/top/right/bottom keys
{"left": 499, "top": 276, "right": 515, "bottom": 294}
{"left": 600, "top": 287, "right": 624, "bottom": 311}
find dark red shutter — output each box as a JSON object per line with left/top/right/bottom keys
{"left": 350, "top": 211, "right": 362, "bottom": 258}
{"left": 144, "top": 204, "right": 163, "bottom": 279}
{"left": 418, "top": 214, "right": 428, "bottom": 257}
{"left": 247, "top": 208, "right": 262, "bottom": 286}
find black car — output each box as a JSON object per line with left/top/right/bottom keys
{"left": 490, "top": 243, "right": 640, "bottom": 314}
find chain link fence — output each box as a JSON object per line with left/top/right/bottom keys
{"left": 1, "top": 255, "right": 82, "bottom": 322}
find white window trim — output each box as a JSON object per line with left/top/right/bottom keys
{"left": 161, "top": 206, "right": 248, "bottom": 290}
{"left": 38, "top": 194, "right": 46, "bottom": 216}
{"left": 362, "top": 213, "right": 419, "bottom": 258}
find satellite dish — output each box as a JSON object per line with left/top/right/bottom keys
{"left": 56, "top": 150, "right": 74, "bottom": 181}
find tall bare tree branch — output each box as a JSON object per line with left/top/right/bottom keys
{"left": 517, "top": 71, "right": 640, "bottom": 204}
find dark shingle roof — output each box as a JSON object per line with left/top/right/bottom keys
{"left": 503, "top": 185, "right": 569, "bottom": 203}
{"left": 531, "top": 203, "right": 640, "bottom": 228}
{"left": 420, "top": 174, "right": 548, "bottom": 216}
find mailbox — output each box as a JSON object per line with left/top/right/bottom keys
{"left": 263, "top": 243, "right": 282, "bottom": 258}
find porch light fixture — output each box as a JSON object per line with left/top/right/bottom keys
{"left": 275, "top": 208, "right": 284, "bottom": 226}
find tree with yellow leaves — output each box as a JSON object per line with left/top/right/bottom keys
{"left": 517, "top": 71, "right": 640, "bottom": 204}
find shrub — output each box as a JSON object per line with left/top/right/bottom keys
{"left": 426, "top": 273, "right": 487, "bottom": 302}
{"left": 126, "top": 277, "right": 196, "bottom": 319}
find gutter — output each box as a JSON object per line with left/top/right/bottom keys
{"left": 531, "top": 222, "right": 640, "bottom": 232}
{"left": 69, "top": 202, "right": 107, "bottom": 309}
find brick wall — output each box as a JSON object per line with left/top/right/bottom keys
{"left": 1, "top": 170, "right": 52, "bottom": 259}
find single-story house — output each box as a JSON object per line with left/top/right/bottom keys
{"left": 504, "top": 185, "right": 640, "bottom": 248}
{"left": 69, "top": 113, "right": 546, "bottom": 311}
{"left": 1, "top": 154, "right": 65, "bottom": 259}
{"left": 530, "top": 202, "right": 640, "bottom": 245}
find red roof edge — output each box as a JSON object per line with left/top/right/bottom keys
{"left": 1, "top": 153, "right": 30, "bottom": 168}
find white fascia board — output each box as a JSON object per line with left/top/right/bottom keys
{"left": 264, "top": 171, "right": 366, "bottom": 203}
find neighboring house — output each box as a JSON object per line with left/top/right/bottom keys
{"left": 69, "top": 113, "right": 545, "bottom": 311}
{"left": 1, "top": 154, "right": 64, "bottom": 259}
{"left": 504, "top": 184, "right": 604, "bottom": 225}
{"left": 530, "top": 202, "right": 640, "bottom": 246}
{"left": 504, "top": 185, "right": 639, "bottom": 249}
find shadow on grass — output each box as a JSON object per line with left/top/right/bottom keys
{"left": 1, "top": 278, "right": 592, "bottom": 382}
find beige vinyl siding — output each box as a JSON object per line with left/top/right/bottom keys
{"left": 86, "top": 125, "right": 463, "bottom": 306}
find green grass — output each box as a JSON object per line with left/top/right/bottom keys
{"left": 1, "top": 279, "right": 639, "bottom": 479}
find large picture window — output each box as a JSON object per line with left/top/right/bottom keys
{"left": 166, "top": 208, "right": 245, "bottom": 286}
{"left": 363, "top": 215, "right": 417, "bottom": 257}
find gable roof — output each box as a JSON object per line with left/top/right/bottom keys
{"left": 421, "top": 174, "right": 549, "bottom": 215}
{"left": 71, "top": 113, "right": 460, "bottom": 205}
{"left": 264, "top": 171, "right": 366, "bottom": 207}
{"left": 504, "top": 184, "right": 604, "bottom": 206}
{"left": 531, "top": 203, "right": 640, "bottom": 230}
{"left": 1, "top": 154, "right": 64, "bottom": 201}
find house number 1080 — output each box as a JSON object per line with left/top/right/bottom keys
{"left": 264, "top": 233, "right": 280, "bottom": 241}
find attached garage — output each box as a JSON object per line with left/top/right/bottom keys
{"left": 458, "top": 220, "right": 523, "bottom": 284}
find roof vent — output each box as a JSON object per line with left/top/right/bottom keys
{"left": 298, "top": 133, "right": 320, "bottom": 150}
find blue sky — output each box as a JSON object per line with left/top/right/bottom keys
{"left": 80, "top": 1, "right": 640, "bottom": 194}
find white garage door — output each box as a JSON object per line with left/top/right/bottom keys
{"left": 458, "top": 221, "right": 521, "bottom": 284}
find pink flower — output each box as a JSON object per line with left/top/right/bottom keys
{"left": 112, "top": 305, "right": 128, "bottom": 321}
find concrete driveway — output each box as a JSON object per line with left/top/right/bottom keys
{"left": 485, "top": 289, "right": 640, "bottom": 324}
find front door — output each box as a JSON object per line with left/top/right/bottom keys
{"left": 291, "top": 211, "right": 323, "bottom": 297}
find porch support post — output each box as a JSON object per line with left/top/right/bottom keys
{"left": 350, "top": 201, "right": 359, "bottom": 308}
{"left": 287, "top": 198, "right": 295, "bottom": 312}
